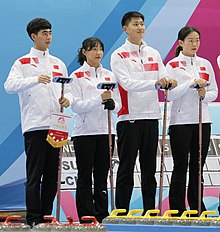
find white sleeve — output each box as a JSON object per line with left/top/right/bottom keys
{"left": 4, "top": 60, "right": 38, "bottom": 93}
{"left": 203, "top": 62, "right": 218, "bottom": 103}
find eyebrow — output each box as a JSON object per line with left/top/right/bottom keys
{"left": 187, "top": 37, "right": 200, "bottom": 39}
{"left": 42, "top": 30, "right": 52, "bottom": 33}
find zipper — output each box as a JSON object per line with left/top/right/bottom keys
{"left": 178, "top": 98, "right": 182, "bottom": 112}
{"left": 139, "top": 47, "right": 143, "bottom": 64}
{"left": 139, "top": 46, "right": 144, "bottom": 72}
{"left": 82, "top": 114, "right": 86, "bottom": 123}
{"left": 191, "top": 56, "right": 200, "bottom": 79}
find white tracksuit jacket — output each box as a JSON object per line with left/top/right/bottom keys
{"left": 166, "top": 52, "right": 218, "bottom": 125}
{"left": 110, "top": 39, "right": 169, "bottom": 121}
{"left": 70, "top": 62, "right": 120, "bottom": 137}
{"left": 4, "top": 47, "right": 72, "bottom": 134}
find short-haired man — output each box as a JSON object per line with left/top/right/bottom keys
{"left": 4, "top": 18, "right": 72, "bottom": 227}
{"left": 110, "top": 11, "right": 177, "bottom": 214}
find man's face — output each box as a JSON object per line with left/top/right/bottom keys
{"left": 31, "top": 29, "right": 52, "bottom": 51}
{"left": 123, "top": 17, "right": 145, "bottom": 44}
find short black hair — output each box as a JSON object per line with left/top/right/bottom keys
{"left": 26, "top": 18, "right": 52, "bottom": 39}
{"left": 121, "top": 11, "right": 144, "bottom": 27}
{"left": 78, "top": 37, "right": 104, "bottom": 65}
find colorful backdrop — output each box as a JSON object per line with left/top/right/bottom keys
{"left": 0, "top": 0, "right": 220, "bottom": 221}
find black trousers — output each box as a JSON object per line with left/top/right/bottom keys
{"left": 116, "top": 120, "right": 158, "bottom": 214}
{"left": 24, "top": 130, "right": 59, "bottom": 225}
{"left": 73, "top": 135, "right": 115, "bottom": 223}
{"left": 169, "top": 123, "right": 211, "bottom": 216}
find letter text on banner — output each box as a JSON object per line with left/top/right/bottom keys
{"left": 46, "top": 113, "right": 72, "bottom": 148}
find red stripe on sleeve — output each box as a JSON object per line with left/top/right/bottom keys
{"left": 200, "top": 66, "right": 206, "bottom": 71}
{"left": 169, "top": 61, "right": 179, "bottom": 68}
{"left": 118, "top": 84, "right": 129, "bottom": 116}
{"left": 74, "top": 72, "right": 84, "bottom": 78}
{"left": 121, "top": 52, "right": 130, "bottom": 58}
{"left": 85, "top": 71, "right": 91, "bottom": 77}
{"left": 52, "top": 72, "right": 63, "bottom": 77}
{"left": 180, "top": 61, "right": 186, "bottom": 66}
{"left": 117, "top": 53, "right": 123, "bottom": 59}
{"left": 130, "top": 51, "right": 138, "bottom": 57}
{"left": 19, "top": 58, "right": 31, "bottom": 64}
{"left": 32, "top": 57, "right": 39, "bottom": 64}
{"left": 199, "top": 72, "right": 209, "bottom": 81}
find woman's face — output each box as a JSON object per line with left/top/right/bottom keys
{"left": 83, "top": 42, "right": 103, "bottom": 68}
{"left": 179, "top": 31, "right": 200, "bottom": 57}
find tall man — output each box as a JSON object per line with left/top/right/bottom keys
{"left": 4, "top": 18, "right": 72, "bottom": 227}
{"left": 110, "top": 11, "right": 177, "bottom": 214}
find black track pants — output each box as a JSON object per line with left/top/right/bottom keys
{"left": 24, "top": 130, "right": 59, "bottom": 225}
{"left": 116, "top": 119, "right": 158, "bottom": 214}
{"left": 169, "top": 123, "right": 211, "bottom": 215}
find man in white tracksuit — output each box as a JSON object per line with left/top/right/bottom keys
{"left": 110, "top": 11, "right": 177, "bottom": 214}
{"left": 4, "top": 18, "right": 72, "bottom": 227}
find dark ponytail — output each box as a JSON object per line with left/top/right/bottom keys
{"left": 175, "top": 26, "right": 200, "bottom": 57}
{"left": 78, "top": 48, "right": 85, "bottom": 66}
{"left": 77, "top": 37, "right": 104, "bottom": 66}
{"left": 175, "top": 45, "right": 183, "bottom": 57}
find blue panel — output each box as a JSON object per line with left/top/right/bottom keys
{"left": 67, "top": 0, "right": 147, "bottom": 74}
{"left": 0, "top": 125, "right": 24, "bottom": 175}
{"left": 0, "top": 178, "right": 26, "bottom": 210}
{"left": 102, "top": 0, "right": 168, "bottom": 69}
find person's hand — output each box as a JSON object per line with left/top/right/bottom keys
{"left": 192, "top": 78, "right": 208, "bottom": 88}
{"left": 38, "top": 74, "right": 51, "bottom": 84}
{"left": 101, "top": 90, "right": 111, "bottom": 101}
{"left": 155, "top": 77, "right": 167, "bottom": 89}
{"left": 167, "top": 79, "right": 178, "bottom": 90}
{"left": 59, "top": 97, "right": 70, "bottom": 108}
{"left": 102, "top": 99, "right": 115, "bottom": 110}
{"left": 197, "top": 87, "right": 206, "bottom": 98}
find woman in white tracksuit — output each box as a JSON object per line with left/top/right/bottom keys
{"left": 69, "top": 37, "right": 119, "bottom": 223}
{"left": 166, "top": 26, "right": 218, "bottom": 216}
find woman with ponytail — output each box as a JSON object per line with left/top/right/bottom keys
{"left": 69, "top": 37, "right": 120, "bottom": 223}
{"left": 166, "top": 26, "right": 218, "bottom": 216}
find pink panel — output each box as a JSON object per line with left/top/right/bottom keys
{"left": 163, "top": 0, "right": 220, "bottom": 102}
{"left": 60, "top": 191, "right": 79, "bottom": 222}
